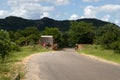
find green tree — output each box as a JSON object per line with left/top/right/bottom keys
{"left": 95, "top": 24, "right": 120, "bottom": 52}
{"left": 0, "top": 30, "right": 18, "bottom": 62}
{"left": 62, "top": 32, "right": 70, "bottom": 47}
{"left": 13, "top": 27, "right": 41, "bottom": 46}
{"left": 42, "top": 27, "right": 62, "bottom": 47}
{"left": 68, "top": 21, "right": 95, "bottom": 44}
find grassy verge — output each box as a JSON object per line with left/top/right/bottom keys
{"left": 78, "top": 45, "right": 120, "bottom": 64}
{"left": 0, "top": 45, "right": 51, "bottom": 80}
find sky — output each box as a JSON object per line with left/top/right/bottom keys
{"left": 0, "top": 0, "right": 120, "bottom": 26}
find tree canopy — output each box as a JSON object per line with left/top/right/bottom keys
{"left": 42, "top": 27, "right": 62, "bottom": 43}
{"left": 68, "top": 22, "right": 95, "bottom": 44}
{"left": 95, "top": 24, "right": 120, "bottom": 53}
{"left": 9, "top": 27, "right": 41, "bottom": 46}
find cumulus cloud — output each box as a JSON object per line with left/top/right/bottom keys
{"left": 40, "top": 12, "right": 50, "bottom": 18}
{"left": 53, "top": 0, "right": 70, "bottom": 5}
{"left": 84, "top": 6, "right": 96, "bottom": 18}
{"left": 101, "top": 15, "right": 110, "bottom": 21}
{"left": 83, "top": 4, "right": 120, "bottom": 19}
{"left": 83, "top": 0, "right": 99, "bottom": 2}
{"left": 0, "top": 10, "right": 8, "bottom": 18}
{"left": 69, "top": 14, "right": 79, "bottom": 20}
{"left": 80, "top": 16, "right": 85, "bottom": 18}
{"left": 7, "top": 0, "right": 54, "bottom": 19}
{"left": 115, "top": 20, "right": 119, "bottom": 24}
{"left": 8, "top": 0, "right": 70, "bottom": 6}
{"left": 100, "top": 4, "right": 120, "bottom": 12}
{"left": 5, "top": 0, "right": 70, "bottom": 19}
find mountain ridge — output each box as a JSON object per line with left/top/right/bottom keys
{"left": 0, "top": 16, "right": 118, "bottom": 31}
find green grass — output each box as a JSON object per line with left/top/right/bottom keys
{"left": 8, "top": 45, "right": 51, "bottom": 62}
{"left": 0, "top": 45, "right": 51, "bottom": 80}
{"left": 78, "top": 45, "right": 120, "bottom": 64}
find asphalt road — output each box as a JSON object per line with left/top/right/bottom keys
{"left": 25, "top": 48, "right": 120, "bottom": 80}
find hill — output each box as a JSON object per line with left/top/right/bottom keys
{"left": 0, "top": 16, "right": 118, "bottom": 31}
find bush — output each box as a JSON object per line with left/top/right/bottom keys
{"left": 95, "top": 24, "right": 120, "bottom": 53}
{"left": 10, "top": 42, "right": 20, "bottom": 51}
{"left": 0, "top": 29, "right": 19, "bottom": 62}
{"left": 110, "top": 41, "right": 120, "bottom": 53}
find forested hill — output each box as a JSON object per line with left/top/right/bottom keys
{"left": 0, "top": 16, "right": 117, "bottom": 31}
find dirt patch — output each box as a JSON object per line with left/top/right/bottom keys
{"left": 22, "top": 54, "right": 36, "bottom": 65}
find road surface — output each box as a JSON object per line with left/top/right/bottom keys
{"left": 25, "top": 48, "right": 120, "bottom": 80}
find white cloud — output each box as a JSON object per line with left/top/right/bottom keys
{"left": 80, "top": 16, "right": 85, "bottom": 18}
{"left": 101, "top": 15, "right": 110, "bottom": 21}
{"left": 83, "top": 0, "right": 99, "bottom": 2}
{"left": 115, "top": 20, "right": 119, "bottom": 24}
{"left": 0, "top": 10, "right": 8, "bottom": 18}
{"left": 0, "top": 0, "right": 70, "bottom": 19}
{"left": 69, "top": 14, "right": 79, "bottom": 20}
{"left": 5, "top": 0, "right": 70, "bottom": 19}
{"left": 83, "top": 0, "right": 89, "bottom": 2}
{"left": 100, "top": 4, "right": 120, "bottom": 12}
{"left": 84, "top": 6, "right": 96, "bottom": 18}
{"left": 7, "top": 0, "right": 54, "bottom": 19}
{"left": 0, "top": 10, "right": 6, "bottom": 16}
{"left": 8, "top": 0, "right": 70, "bottom": 6}
{"left": 53, "top": 0, "right": 70, "bottom": 5}
{"left": 83, "top": 4, "right": 120, "bottom": 19}
{"left": 40, "top": 12, "right": 50, "bottom": 18}
{"left": 114, "top": 20, "right": 120, "bottom": 26}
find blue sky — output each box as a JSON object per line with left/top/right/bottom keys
{"left": 0, "top": 0, "right": 120, "bottom": 26}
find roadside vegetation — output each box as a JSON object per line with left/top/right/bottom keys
{"left": 0, "top": 28, "right": 51, "bottom": 80}
{"left": 78, "top": 45, "right": 120, "bottom": 64}
{"left": 0, "top": 20, "right": 120, "bottom": 79}
{"left": 0, "top": 45, "right": 50, "bottom": 80}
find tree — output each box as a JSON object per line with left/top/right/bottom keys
{"left": 68, "top": 21, "right": 95, "bottom": 44}
{"left": 0, "top": 30, "right": 18, "bottom": 62}
{"left": 95, "top": 24, "right": 120, "bottom": 52}
{"left": 42, "top": 27, "right": 62, "bottom": 47}
{"left": 12, "top": 27, "right": 41, "bottom": 46}
{"left": 62, "top": 32, "right": 70, "bottom": 47}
